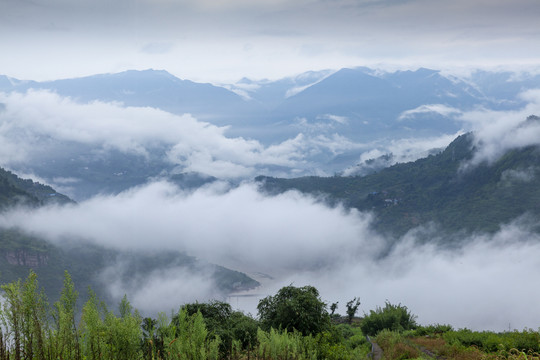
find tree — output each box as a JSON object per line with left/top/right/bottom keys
{"left": 179, "top": 301, "right": 257, "bottom": 359}
{"left": 141, "top": 317, "right": 159, "bottom": 360}
{"left": 2, "top": 279, "right": 24, "bottom": 360}
{"left": 0, "top": 271, "right": 50, "bottom": 360}
{"left": 179, "top": 301, "right": 231, "bottom": 355}
{"left": 180, "top": 300, "right": 232, "bottom": 335}
{"left": 79, "top": 289, "right": 106, "bottom": 360}
{"left": 229, "top": 311, "right": 258, "bottom": 357}
{"left": 257, "top": 285, "right": 330, "bottom": 336}
{"left": 103, "top": 295, "right": 142, "bottom": 360}
{"left": 345, "top": 297, "right": 360, "bottom": 324}
{"left": 330, "top": 302, "right": 338, "bottom": 317}
{"left": 52, "top": 271, "right": 81, "bottom": 360}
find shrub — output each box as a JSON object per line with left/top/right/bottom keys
{"left": 360, "top": 302, "right": 417, "bottom": 336}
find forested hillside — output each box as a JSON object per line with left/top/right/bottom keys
{"left": 257, "top": 128, "right": 540, "bottom": 237}
{"left": 0, "top": 167, "right": 73, "bottom": 209}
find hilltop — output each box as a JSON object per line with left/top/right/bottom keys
{"left": 0, "top": 167, "right": 73, "bottom": 208}
{"left": 256, "top": 126, "right": 540, "bottom": 238}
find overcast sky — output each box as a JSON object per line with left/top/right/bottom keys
{"left": 1, "top": 0, "right": 539, "bottom": 82}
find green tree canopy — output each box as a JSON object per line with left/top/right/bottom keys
{"left": 257, "top": 285, "right": 330, "bottom": 336}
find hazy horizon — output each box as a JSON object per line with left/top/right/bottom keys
{"left": 1, "top": 0, "right": 539, "bottom": 82}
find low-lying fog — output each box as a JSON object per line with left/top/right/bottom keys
{"left": 2, "top": 181, "right": 540, "bottom": 331}
{"left": 1, "top": 87, "right": 540, "bottom": 332}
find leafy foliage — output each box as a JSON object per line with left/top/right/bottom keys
{"left": 2, "top": 276, "right": 539, "bottom": 360}
{"left": 178, "top": 301, "right": 258, "bottom": 358}
{"left": 345, "top": 297, "right": 360, "bottom": 324}
{"left": 408, "top": 326, "right": 540, "bottom": 360}
{"left": 257, "top": 285, "right": 331, "bottom": 336}
{"left": 360, "top": 301, "right": 417, "bottom": 336}
{"left": 443, "top": 328, "right": 540, "bottom": 353}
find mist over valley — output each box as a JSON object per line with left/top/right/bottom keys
{"left": 0, "top": 66, "right": 539, "bottom": 333}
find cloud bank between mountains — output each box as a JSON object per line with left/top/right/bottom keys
{"left": 0, "top": 90, "right": 361, "bottom": 181}
{"left": 1, "top": 181, "right": 540, "bottom": 331}
{"left": 1, "top": 88, "right": 540, "bottom": 186}
{"left": 0, "top": 88, "right": 540, "bottom": 330}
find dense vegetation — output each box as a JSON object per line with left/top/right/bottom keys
{"left": 257, "top": 127, "right": 540, "bottom": 237}
{"left": 1, "top": 273, "right": 538, "bottom": 360}
{"left": 0, "top": 168, "right": 72, "bottom": 209}
{"left": 0, "top": 273, "right": 371, "bottom": 360}
{"left": 375, "top": 326, "right": 540, "bottom": 360}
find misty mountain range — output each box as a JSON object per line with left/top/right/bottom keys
{"left": 1, "top": 67, "right": 535, "bottom": 139}
{"left": 1, "top": 66, "right": 539, "bottom": 200}
{"left": 1, "top": 122, "right": 539, "bottom": 308}
{"left": 1, "top": 66, "right": 540, "bottom": 324}
{"left": 257, "top": 126, "right": 540, "bottom": 237}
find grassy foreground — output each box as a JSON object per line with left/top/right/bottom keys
{"left": 376, "top": 326, "right": 540, "bottom": 360}
{"left": 0, "top": 271, "right": 538, "bottom": 360}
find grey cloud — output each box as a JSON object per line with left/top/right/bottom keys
{"left": 140, "top": 42, "right": 175, "bottom": 55}
{"left": 2, "top": 0, "right": 539, "bottom": 82}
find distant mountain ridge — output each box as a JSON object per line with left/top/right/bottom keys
{"left": 0, "top": 69, "right": 255, "bottom": 125}
{"left": 2, "top": 67, "right": 537, "bottom": 138}
{"left": 256, "top": 126, "right": 540, "bottom": 237}
{"left": 2, "top": 67, "right": 540, "bottom": 198}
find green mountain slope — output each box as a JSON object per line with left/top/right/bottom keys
{"left": 256, "top": 130, "right": 540, "bottom": 237}
{"left": 0, "top": 167, "right": 73, "bottom": 208}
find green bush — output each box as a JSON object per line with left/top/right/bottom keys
{"left": 443, "top": 329, "right": 540, "bottom": 353}
{"left": 412, "top": 323, "right": 453, "bottom": 336}
{"left": 256, "top": 328, "right": 317, "bottom": 360}
{"left": 360, "top": 302, "right": 417, "bottom": 336}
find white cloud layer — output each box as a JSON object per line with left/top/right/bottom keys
{"left": 342, "top": 132, "right": 463, "bottom": 176}
{"left": 398, "top": 104, "right": 462, "bottom": 120}
{"left": 1, "top": 181, "right": 540, "bottom": 330}
{"left": 458, "top": 89, "right": 540, "bottom": 169}
{"left": 101, "top": 262, "right": 219, "bottom": 314}
{"left": 0, "top": 90, "right": 358, "bottom": 179}
{"left": 0, "top": 182, "right": 377, "bottom": 275}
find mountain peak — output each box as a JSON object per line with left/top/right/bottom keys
{"left": 109, "top": 68, "right": 181, "bottom": 81}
